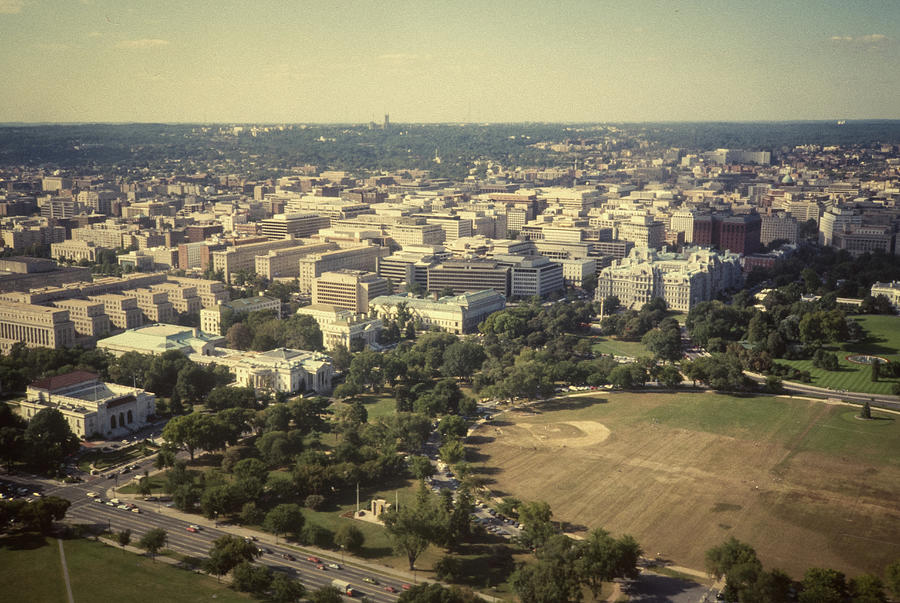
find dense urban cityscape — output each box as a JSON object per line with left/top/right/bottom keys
{"left": 2, "top": 1, "right": 900, "bottom": 601}
{"left": 0, "top": 120, "right": 898, "bottom": 603}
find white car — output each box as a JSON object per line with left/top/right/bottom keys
{"left": 86, "top": 492, "right": 98, "bottom": 498}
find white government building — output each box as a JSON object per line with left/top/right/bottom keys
{"left": 190, "top": 347, "right": 333, "bottom": 395}
{"left": 595, "top": 247, "right": 743, "bottom": 312}
{"left": 369, "top": 289, "right": 506, "bottom": 334}
{"left": 21, "top": 371, "right": 156, "bottom": 439}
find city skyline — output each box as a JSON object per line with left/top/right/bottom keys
{"left": 1, "top": 0, "right": 900, "bottom": 123}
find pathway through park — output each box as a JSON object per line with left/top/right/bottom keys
{"left": 57, "top": 538, "right": 75, "bottom": 603}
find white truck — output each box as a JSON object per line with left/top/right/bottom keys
{"left": 332, "top": 579, "right": 357, "bottom": 597}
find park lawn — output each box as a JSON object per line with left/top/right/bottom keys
{"left": 797, "top": 407, "right": 900, "bottom": 466}
{"left": 77, "top": 442, "right": 157, "bottom": 473}
{"left": 117, "top": 475, "right": 165, "bottom": 495}
{"left": 776, "top": 315, "right": 900, "bottom": 395}
{"left": 351, "top": 393, "right": 398, "bottom": 421}
{"left": 0, "top": 531, "right": 67, "bottom": 602}
{"left": 590, "top": 336, "right": 649, "bottom": 358}
{"left": 63, "top": 538, "right": 251, "bottom": 602}
{"left": 472, "top": 391, "right": 900, "bottom": 578}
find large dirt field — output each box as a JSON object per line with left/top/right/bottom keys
{"left": 469, "top": 392, "right": 900, "bottom": 579}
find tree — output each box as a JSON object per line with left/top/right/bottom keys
{"left": 116, "top": 529, "right": 132, "bottom": 554}
{"left": 309, "top": 586, "right": 343, "bottom": 603}
{"left": 397, "top": 583, "right": 483, "bottom": 603}
{"left": 20, "top": 496, "right": 70, "bottom": 533}
{"left": 799, "top": 567, "right": 847, "bottom": 603}
{"left": 885, "top": 559, "right": 900, "bottom": 600}
{"left": 382, "top": 482, "right": 447, "bottom": 570}
{"left": 408, "top": 455, "right": 435, "bottom": 481}
{"left": 659, "top": 365, "right": 683, "bottom": 389}
{"left": 518, "top": 500, "right": 556, "bottom": 549}
{"left": 441, "top": 341, "right": 486, "bottom": 380}
{"left": 139, "top": 527, "right": 168, "bottom": 561}
{"left": 642, "top": 325, "right": 682, "bottom": 363}
{"left": 438, "top": 415, "right": 468, "bottom": 439}
{"left": 860, "top": 401, "right": 872, "bottom": 419}
{"left": 270, "top": 572, "right": 306, "bottom": 602}
{"left": 705, "top": 538, "right": 761, "bottom": 580}
{"left": 231, "top": 561, "right": 273, "bottom": 595}
{"left": 577, "top": 528, "right": 642, "bottom": 597}
{"left": 204, "top": 535, "right": 261, "bottom": 581}
{"left": 264, "top": 503, "right": 305, "bottom": 542}
{"left": 226, "top": 322, "right": 254, "bottom": 349}
{"left": 240, "top": 501, "right": 264, "bottom": 526}
{"left": 849, "top": 573, "right": 887, "bottom": 603}
{"left": 23, "top": 408, "right": 79, "bottom": 471}
{"left": 439, "top": 439, "right": 465, "bottom": 466}
{"left": 335, "top": 523, "right": 365, "bottom": 554}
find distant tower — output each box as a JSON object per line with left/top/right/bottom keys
{"left": 383, "top": 114, "right": 390, "bottom": 130}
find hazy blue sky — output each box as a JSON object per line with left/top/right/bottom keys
{"left": 2, "top": 0, "right": 899, "bottom": 123}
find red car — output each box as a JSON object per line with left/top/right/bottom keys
{"left": 316, "top": 564, "right": 327, "bottom": 571}
{"left": 384, "top": 586, "right": 397, "bottom": 593}
{"left": 306, "top": 556, "right": 320, "bottom": 563}
{"left": 186, "top": 525, "right": 199, "bottom": 533}
{"left": 401, "top": 583, "right": 412, "bottom": 590}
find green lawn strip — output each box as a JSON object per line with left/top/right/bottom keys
{"left": 590, "top": 337, "right": 649, "bottom": 358}
{"left": 0, "top": 532, "right": 67, "bottom": 603}
{"left": 63, "top": 538, "right": 251, "bottom": 602}
{"left": 78, "top": 442, "right": 157, "bottom": 473}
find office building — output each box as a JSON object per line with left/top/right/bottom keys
{"left": 254, "top": 242, "right": 337, "bottom": 280}
{"left": 0, "top": 302, "right": 77, "bottom": 352}
{"left": 200, "top": 295, "right": 282, "bottom": 336}
{"left": 298, "top": 245, "right": 387, "bottom": 294}
{"left": 426, "top": 259, "right": 511, "bottom": 297}
{"left": 693, "top": 212, "right": 761, "bottom": 255}
{"left": 312, "top": 270, "right": 391, "bottom": 313}
{"left": 88, "top": 294, "right": 144, "bottom": 330}
{"left": 259, "top": 213, "right": 330, "bottom": 240}
{"left": 760, "top": 212, "right": 799, "bottom": 245}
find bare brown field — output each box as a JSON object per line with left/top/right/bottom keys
{"left": 469, "top": 392, "right": 900, "bottom": 578}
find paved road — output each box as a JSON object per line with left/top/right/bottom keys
{"left": 4, "top": 470, "right": 407, "bottom": 602}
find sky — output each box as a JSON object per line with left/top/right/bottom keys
{"left": 1, "top": 0, "right": 900, "bottom": 123}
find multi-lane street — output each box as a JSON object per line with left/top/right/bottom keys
{"left": 3, "top": 466, "right": 410, "bottom": 602}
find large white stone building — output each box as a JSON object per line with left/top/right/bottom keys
{"left": 21, "top": 371, "right": 156, "bottom": 438}
{"left": 370, "top": 289, "right": 506, "bottom": 334}
{"left": 190, "top": 347, "right": 333, "bottom": 395}
{"left": 595, "top": 247, "right": 743, "bottom": 312}
{"left": 871, "top": 281, "right": 900, "bottom": 313}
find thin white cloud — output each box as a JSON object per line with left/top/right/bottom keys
{"left": 829, "top": 34, "right": 889, "bottom": 45}
{"left": 0, "top": 0, "right": 24, "bottom": 15}
{"left": 114, "top": 38, "right": 170, "bottom": 49}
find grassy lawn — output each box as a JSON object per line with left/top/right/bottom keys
{"left": 590, "top": 336, "right": 648, "bottom": 358}
{"left": 64, "top": 538, "right": 251, "bottom": 602}
{"left": 472, "top": 391, "right": 900, "bottom": 578}
{"left": 346, "top": 393, "right": 398, "bottom": 421}
{"left": 0, "top": 531, "right": 67, "bottom": 602}
{"left": 117, "top": 475, "right": 165, "bottom": 495}
{"left": 776, "top": 315, "right": 900, "bottom": 395}
{"left": 0, "top": 533, "right": 251, "bottom": 603}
